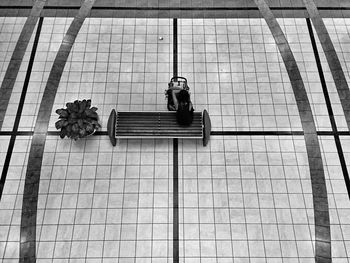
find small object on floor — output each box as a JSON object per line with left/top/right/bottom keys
{"left": 159, "top": 36, "right": 163, "bottom": 40}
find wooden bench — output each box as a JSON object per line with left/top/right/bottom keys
{"left": 107, "top": 110, "right": 211, "bottom": 146}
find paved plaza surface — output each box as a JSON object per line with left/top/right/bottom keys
{"left": 0, "top": 1, "right": 350, "bottom": 262}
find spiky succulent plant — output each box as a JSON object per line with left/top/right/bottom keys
{"left": 55, "top": 99, "right": 101, "bottom": 140}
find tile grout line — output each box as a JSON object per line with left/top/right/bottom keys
{"left": 172, "top": 18, "right": 179, "bottom": 263}
{"left": 0, "top": 17, "right": 43, "bottom": 200}
{"left": 306, "top": 17, "right": 350, "bottom": 199}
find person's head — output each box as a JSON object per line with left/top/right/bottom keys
{"left": 178, "top": 90, "right": 190, "bottom": 103}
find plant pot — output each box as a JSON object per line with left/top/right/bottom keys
{"left": 55, "top": 99, "right": 102, "bottom": 140}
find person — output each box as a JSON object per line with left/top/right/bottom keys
{"left": 171, "top": 89, "right": 194, "bottom": 126}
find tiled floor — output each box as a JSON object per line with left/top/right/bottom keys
{"left": 178, "top": 136, "right": 315, "bottom": 261}
{"left": 0, "top": 136, "right": 30, "bottom": 261}
{"left": 36, "top": 137, "right": 173, "bottom": 261}
{"left": 0, "top": 2, "right": 350, "bottom": 263}
{"left": 320, "top": 136, "right": 350, "bottom": 260}
{"left": 17, "top": 18, "right": 173, "bottom": 132}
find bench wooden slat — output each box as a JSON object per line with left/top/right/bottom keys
{"left": 117, "top": 126, "right": 202, "bottom": 130}
{"left": 116, "top": 119, "right": 202, "bottom": 123}
{"left": 116, "top": 134, "right": 203, "bottom": 137}
{"left": 116, "top": 122, "right": 202, "bottom": 126}
{"left": 118, "top": 111, "right": 201, "bottom": 116}
{"left": 116, "top": 116, "right": 202, "bottom": 121}
{"left": 117, "top": 112, "right": 202, "bottom": 117}
{"left": 117, "top": 127, "right": 202, "bottom": 131}
{"left": 116, "top": 129, "right": 202, "bottom": 135}
{"left": 116, "top": 118, "right": 202, "bottom": 123}
{"left": 117, "top": 132, "right": 203, "bottom": 136}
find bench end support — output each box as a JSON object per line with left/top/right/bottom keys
{"left": 108, "top": 109, "right": 117, "bottom": 146}
{"left": 203, "top": 109, "right": 211, "bottom": 147}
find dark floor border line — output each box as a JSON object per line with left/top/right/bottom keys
{"left": 307, "top": 18, "right": 350, "bottom": 199}
{"left": 0, "top": 17, "right": 43, "bottom": 201}
{"left": 1, "top": 6, "right": 350, "bottom": 11}
{"left": 173, "top": 138, "right": 179, "bottom": 263}
{"left": 173, "top": 19, "right": 178, "bottom": 77}
{"left": 0, "top": 131, "right": 34, "bottom": 136}
{"left": 0, "top": 131, "right": 108, "bottom": 136}
{"left": 211, "top": 131, "right": 304, "bottom": 136}
{"left": 318, "top": 131, "right": 350, "bottom": 136}
{"left": 20, "top": 1, "right": 96, "bottom": 261}
{"left": 45, "top": 130, "right": 108, "bottom": 136}
{"left": 215, "top": 131, "right": 350, "bottom": 135}
{"left": 172, "top": 18, "right": 179, "bottom": 263}
{"left": 1, "top": 130, "right": 350, "bottom": 136}
{"left": 254, "top": 0, "right": 331, "bottom": 261}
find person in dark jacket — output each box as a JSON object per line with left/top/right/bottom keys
{"left": 171, "top": 89, "right": 194, "bottom": 126}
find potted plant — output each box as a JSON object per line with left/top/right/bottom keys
{"left": 55, "top": 99, "right": 101, "bottom": 140}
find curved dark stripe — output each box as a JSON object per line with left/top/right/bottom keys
{"left": 19, "top": 0, "right": 95, "bottom": 262}
{"left": 253, "top": 0, "right": 331, "bottom": 262}
{"left": 0, "top": 0, "right": 46, "bottom": 130}
{"left": 303, "top": 0, "right": 350, "bottom": 132}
